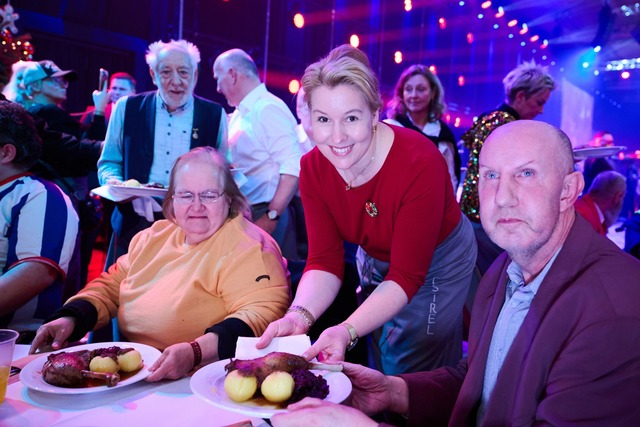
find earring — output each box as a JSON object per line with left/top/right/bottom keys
{"left": 372, "top": 125, "right": 377, "bottom": 134}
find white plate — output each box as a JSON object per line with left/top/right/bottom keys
{"left": 190, "top": 358, "right": 352, "bottom": 419}
{"left": 573, "top": 146, "right": 625, "bottom": 160}
{"left": 108, "top": 185, "right": 168, "bottom": 199}
{"left": 20, "top": 341, "right": 161, "bottom": 394}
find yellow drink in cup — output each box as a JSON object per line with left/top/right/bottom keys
{"left": 0, "top": 365, "right": 10, "bottom": 403}
{"left": 0, "top": 329, "right": 19, "bottom": 404}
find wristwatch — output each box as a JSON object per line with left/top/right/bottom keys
{"left": 342, "top": 323, "right": 359, "bottom": 351}
{"left": 267, "top": 209, "right": 280, "bottom": 221}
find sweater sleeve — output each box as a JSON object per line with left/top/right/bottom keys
{"left": 215, "top": 228, "right": 291, "bottom": 337}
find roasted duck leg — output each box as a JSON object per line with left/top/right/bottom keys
{"left": 225, "top": 352, "right": 342, "bottom": 384}
{"left": 42, "top": 350, "right": 120, "bottom": 387}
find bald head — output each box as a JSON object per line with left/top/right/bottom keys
{"left": 215, "top": 49, "right": 259, "bottom": 80}
{"left": 484, "top": 120, "right": 574, "bottom": 177}
{"left": 478, "top": 120, "right": 584, "bottom": 275}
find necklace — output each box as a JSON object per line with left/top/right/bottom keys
{"left": 344, "top": 134, "right": 377, "bottom": 191}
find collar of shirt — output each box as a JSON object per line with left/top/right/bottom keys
{"left": 237, "top": 83, "right": 267, "bottom": 115}
{"left": 505, "top": 247, "right": 562, "bottom": 300}
{"left": 156, "top": 92, "right": 194, "bottom": 114}
{"left": 593, "top": 201, "right": 605, "bottom": 225}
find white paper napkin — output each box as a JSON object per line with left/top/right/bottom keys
{"left": 234, "top": 335, "right": 311, "bottom": 359}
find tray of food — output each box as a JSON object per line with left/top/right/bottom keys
{"left": 190, "top": 352, "right": 351, "bottom": 419}
{"left": 92, "top": 180, "right": 167, "bottom": 202}
{"left": 20, "top": 342, "right": 161, "bottom": 394}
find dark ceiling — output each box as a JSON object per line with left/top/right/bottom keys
{"left": 5, "top": 0, "right": 640, "bottom": 148}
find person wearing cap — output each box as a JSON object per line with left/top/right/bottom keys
{"left": 16, "top": 59, "right": 105, "bottom": 295}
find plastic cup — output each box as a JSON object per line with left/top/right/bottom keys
{"left": 0, "top": 329, "right": 19, "bottom": 404}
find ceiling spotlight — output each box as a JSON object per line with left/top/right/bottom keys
{"left": 495, "top": 6, "right": 504, "bottom": 18}
{"left": 594, "top": 45, "right": 602, "bottom": 52}
{"left": 621, "top": 71, "right": 630, "bottom": 79}
{"left": 508, "top": 19, "right": 518, "bottom": 27}
{"left": 481, "top": 1, "right": 491, "bottom": 9}
{"left": 530, "top": 35, "right": 540, "bottom": 42}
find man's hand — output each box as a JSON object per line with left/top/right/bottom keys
{"left": 254, "top": 214, "right": 278, "bottom": 235}
{"left": 271, "top": 398, "right": 378, "bottom": 427}
{"left": 343, "top": 362, "right": 395, "bottom": 415}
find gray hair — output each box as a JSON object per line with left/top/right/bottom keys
{"left": 217, "top": 49, "right": 259, "bottom": 79}
{"left": 145, "top": 39, "right": 201, "bottom": 72}
{"left": 162, "top": 147, "right": 250, "bottom": 222}
{"left": 503, "top": 60, "right": 555, "bottom": 103}
{"left": 588, "top": 171, "right": 626, "bottom": 197}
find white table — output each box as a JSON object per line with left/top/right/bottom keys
{"left": 1, "top": 346, "right": 267, "bottom": 427}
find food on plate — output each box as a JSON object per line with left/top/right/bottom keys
{"left": 225, "top": 351, "right": 341, "bottom": 385}
{"left": 224, "top": 369, "right": 258, "bottom": 402}
{"left": 143, "top": 182, "right": 165, "bottom": 189}
{"left": 290, "top": 369, "right": 330, "bottom": 403}
{"left": 122, "top": 179, "right": 141, "bottom": 187}
{"left": 41, "top": 346, "right": 143, "bottom": 388}
{"left": 260, "top": 371, "right": 294, "bottom": 403}
{"left": 89, "top": 355, "right": 119, "bottom": 374}
{"left": 223, "top": 352, "right": 337, "bottom": 404}
{"left": 42, "top": 350, "right": 120, "bottom": 387}
{"left": 117, "top": 348, "right": 143, "bottom": 372}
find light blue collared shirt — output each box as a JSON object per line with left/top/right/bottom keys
{"left": 477, "top": 249, "right": 561, "bottom": 423}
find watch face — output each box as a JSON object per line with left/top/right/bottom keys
{"left": 267, "top": 210, "right": 278, "bottom": 220}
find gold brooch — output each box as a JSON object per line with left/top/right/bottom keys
{"left": 365, "top": 201, "right": 377, "bottom": 217}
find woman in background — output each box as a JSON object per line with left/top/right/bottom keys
{"left": 385, "top": 65, "right": 461, "bottom": 192}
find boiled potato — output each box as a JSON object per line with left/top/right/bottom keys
{"left": 117, "top": 350, "right": 143, "bottom": 372}
{"left": 123, "top": 179, "right": 141, "bottom": 187}
{"left": 89, "top": 356, "right": 119, "bottom": 373}
{"left": 260, "top": 371, "right": 294, "bottom": 403}
{"left": 224, "top": 370, "right": 258, "bottom": 402}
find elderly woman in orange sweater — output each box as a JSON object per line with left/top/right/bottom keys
{"left": 30, "top": 147, "right": 290, "bottom": 381}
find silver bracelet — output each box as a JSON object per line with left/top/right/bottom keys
{"left": 286, "top": 305, "right": 315, "bottom": 327}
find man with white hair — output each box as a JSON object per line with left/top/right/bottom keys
{"left": 213, "top": 49, "right": 300, "bottom": 256}
{"left": 98, "top": 39, "right": 227, "bottom": 264}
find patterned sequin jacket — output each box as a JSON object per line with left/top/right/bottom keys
{"left": 459, "top": 104, "right": 519, "bottom": 222}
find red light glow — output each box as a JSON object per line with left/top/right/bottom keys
{"left": 438, "top": 17, "right": 447, "bottom": 29}
{"left": 288, "top": 79, "right": 300, "bottom": 94}
{"left": 466, "top": 33, "right": 474, "bottom": 44}
{"left": 481, "top": 1, "right": 492, "bottom": 9}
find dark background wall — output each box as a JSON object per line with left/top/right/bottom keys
{"left": 6, "top": 0, "right": 640, "bottom": 150}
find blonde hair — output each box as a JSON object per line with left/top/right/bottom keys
{"left": 503, "top": 60, "right": 555, "bottom": 103}
{"left": 302, "top": 44, "right": 382, "bottom": 114}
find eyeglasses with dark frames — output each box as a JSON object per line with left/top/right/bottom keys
{"left": 172, "top": 191, "right": 225, "bottom": 204}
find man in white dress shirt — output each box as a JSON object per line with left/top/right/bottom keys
{"left": 213, "top": 49, "right": 301, "bottom": 255}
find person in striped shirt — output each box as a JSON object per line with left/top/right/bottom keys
{"left": 0, "top": 101, "right": 78, "bottom": 343}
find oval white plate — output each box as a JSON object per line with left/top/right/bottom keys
{"left": 190, "top": 358, "right": 352, "bottom": 419}
{"left": 20, "top": 341, "right": 161, "bottom": 394}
